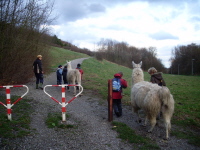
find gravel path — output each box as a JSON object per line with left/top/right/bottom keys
{"left": 0, "top": 58, "right": 199, "bottom": 150}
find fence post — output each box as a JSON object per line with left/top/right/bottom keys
{"left": 6, "top": 86, "right": 12, "bottom": 121}
{"left": 44, "top": 84, "right": 83, "bottom": 122}
{"left": 0, "top": 85, "right": 29, "bottom": 121}
{"left": 108, "top": 79, "right": 113, "bottom": 122}
{"left": 61, "top": 86, "right": 66, "bottom": 122}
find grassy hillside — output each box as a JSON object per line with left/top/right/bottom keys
{"left": 81, "top": 57, "right": 200, "bottom": 144}
{"left": 48, "top": 46, "right": 89, "bottom": 70}
{"left": 1, "top": 47, "right": 199, "bottom": 147}
{"left": 9, "top": 46, "right": 200, "bottom": 141}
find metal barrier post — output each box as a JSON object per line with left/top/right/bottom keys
{"left": 0, "top": 85, "right": 29, "bottom": 121}
{"left": 108, "top": 79, "right": 113, "bottom": 122}
{"left": 44, "top": 84, "right": 83, "bottom": 122}
{"left": 61, "top": 86, "right": 66, "bottom": 121}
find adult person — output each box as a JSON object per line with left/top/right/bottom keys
{"left": 148, "top": 67, "right": 166, "bottom": 86}
{"left": 112, "top": 72, "right": 128, "bottom": 117}
{"left": 33, "top": 55, "right": 44, "bottom": 89}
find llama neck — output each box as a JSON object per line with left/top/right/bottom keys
{"left": 67, "top": 65, "right": 72, "bottom": 70}
{"left": 132, "top": 68, "right": 144, "bottom": 85}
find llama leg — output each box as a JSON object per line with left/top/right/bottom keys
{"left": 164, "top": 118, "right": 171, "bottom": 140}
{"left": 73, "top": 80, "right": 76, "bottom": 96}
{"left": 134, "top": 108, "right": 141, "bottom": 123}
{"left": 148, "top": 117, "right": 156, "bottom": 132}
{"left": 143, "top": 116, "right": 148, "bottom": 126}
{"left": 74, "top": 85, "right": 76, "bottom": 96}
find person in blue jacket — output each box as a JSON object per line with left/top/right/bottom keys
{"left": 56, "top": 65, "right": 63, "bottom": 85}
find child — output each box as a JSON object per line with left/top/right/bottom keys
{"left": 62, "top": 65, "right": 69, "bottom": 89}
{"left": 112, "top": 72, "right": 128, "bottom": 117}
{"left": 76, "top": 63, "right": 84, "bottom": 90}
{"left": 56, "top": 65, "right": 63, "bottom": 85}
{"left": 148, "top": 67, "right": 166, "bottom": 86}
{"left": 76, "top": 63, "right": 84, "bottom": 80}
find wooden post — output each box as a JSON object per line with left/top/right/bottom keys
{"left": 108, "top": 79, "right": 113, "bottom": 122}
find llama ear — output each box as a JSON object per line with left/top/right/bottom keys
{"left": 132, "top": 61, "right": 136, "bottom": 68}
{"left": 139, "top": 61, "right": 142, "bottom": 67}
{"left": 132, "top": 61, "right": 135, "bottom": 66}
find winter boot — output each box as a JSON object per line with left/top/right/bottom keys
{"left": 36, "top": 84, "right": 39, "bottom": 89}
{"left": 39, "top": 83, "right": 43, "bottom": 90}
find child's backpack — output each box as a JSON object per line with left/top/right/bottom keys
{"left": 112, "top": 78, "right": 121, "bottom": 92}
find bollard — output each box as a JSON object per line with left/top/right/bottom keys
{"left": 0, "top": 85, "right": 29, "bottom": 121}
{"left": 44, "top": 84, "right": 83, "bottom": 122}
{"left": 107, "top": 79, "right": 113, "bottom": 122}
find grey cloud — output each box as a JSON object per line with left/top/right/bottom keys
{"left": 149, "top": 31, "right": 179, "bottom": 40}
{"left": 54, "top": 0, "right": 108, "bottom": 24}
{"left": 88, "top": 3, "right": 106, "bottom": 12}
{"left": 54, "top": 0, "right": 199, "bottom": 24}
{"left": 53, "top": 0, "right": 134, "bottom": 24}
{"left": 190, "top": 16, "right": 200, "bottom": 22}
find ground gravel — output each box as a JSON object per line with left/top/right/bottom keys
{"left": 0, "top": 58, "right": 199, "bottom": 150}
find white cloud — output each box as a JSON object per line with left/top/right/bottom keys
{"left": 50, "top": 0, "right": 200, "bottom": 68}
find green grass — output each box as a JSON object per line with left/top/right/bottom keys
{"left": 112, "top": 121, "right": 160, "bottom": 150}
{"left": 45, "top": 112, "right": 74, "bottom": 129}
{"left": 81, "top": 57, "right": 200, "bottom": 146}
{"left": 0, "top": 95, "right": 33, "bottom": 146}
{"left": 164, "top": 75, "right": 200, "bottom": 129}
{"left": 82, "top": 58, "right": 132, "bottom": 103}
{"left": 1, "top": 48, "right": 199, "bottom": 148}
{"left": 171, "top": 129, "right": 200, "bottom": 147}
{"left": 49, "top": 46, "right": 89, "bottom": 69}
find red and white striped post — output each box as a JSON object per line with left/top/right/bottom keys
{"left": 44, "top": 84, "right": 83, "bottom": 122}
{"left": 0, "top": 85, "right": 29, "bottom": 121}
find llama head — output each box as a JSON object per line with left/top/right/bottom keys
{"left": 132, "top": 61, "right": 144, "bottom": 85}
{"left": 132, "top": 61, "right": 142, "bottom": 69}
{"left": 66, "top": 60, "right": 72, "bottom": 69}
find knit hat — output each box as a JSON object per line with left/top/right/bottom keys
{"left": 58, "top": 65, "right": 62, "bottom": 68}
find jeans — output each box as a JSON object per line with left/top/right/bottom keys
{"left": 113, "top": 99, "right": 122, "bottom": 116}
{"left": 35, "top": 73, "right": 43, "bottom": 84}
{"left": 57, "top": 75, "right": 62, "bottom": 85}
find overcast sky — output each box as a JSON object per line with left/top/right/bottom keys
{"left": 50, "top": 0, "right": 200, "bottom": 68}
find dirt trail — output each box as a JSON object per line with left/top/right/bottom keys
{"left": 0, "top": 58, "right": 198, "bottom": 150}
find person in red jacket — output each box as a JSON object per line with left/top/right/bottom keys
{"left": 112, "top": 72, "right": 128, "bottom": 117}
{"left": 76, "top": 63, "right": 84, "bottom": 80}
{"left": 76, "top": 63, "right": 84, "bottom": 90}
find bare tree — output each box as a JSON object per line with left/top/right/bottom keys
{"left": 95, "top": 39, "right": 166, "bottom": 72}
{"left": 0, "top": 0, "right": 55, "bottom": 84}
{"left": 169, "top": 43, "right": 200, "bottom": 75}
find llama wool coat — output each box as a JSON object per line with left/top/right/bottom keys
{"left": 112, "top": 73, "right": 128, "bottom": 99}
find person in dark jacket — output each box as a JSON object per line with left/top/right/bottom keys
{"left": 148, "top": 67, "right": 166, "bottom": 120}
{"left": 112, "top": 72, "right": 128, "bottom": 117}
{"left": 62, "top": 65, "right": 69, "bottom": 89}
{"left": 33, "top": 55, "right": 44, "bottom": 89}
{"left": 148, "top": 67, "right": 166, "bottom": 86}
{"left": 56, "top": 65, "right": 63, "bottom": 85}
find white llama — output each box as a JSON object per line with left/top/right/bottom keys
{"left": 66, "top": 61, "right": 81, "bottom": 95}
{"left": 131, "top": 61, "right": 175, "bottom": 140}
